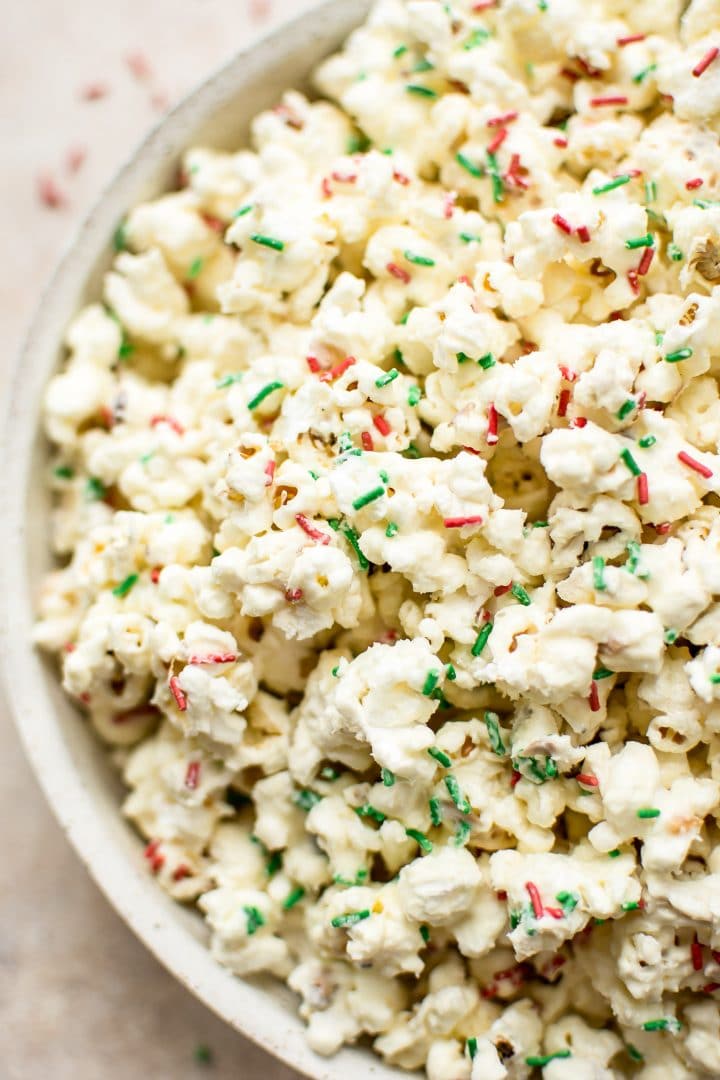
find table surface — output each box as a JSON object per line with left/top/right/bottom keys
{"left": 1, "top": 2, "right": 315, "bottom": 1077}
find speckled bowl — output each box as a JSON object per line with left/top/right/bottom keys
{"left": 0, "top": 4, "right": 405, "bottom": 1076}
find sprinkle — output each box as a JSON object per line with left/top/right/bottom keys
{"left": 552, "top": 213, "right": 573, "bottom": 235}
{"left": 405, "top": 828, "right": 433, "bottom": 852}
{"left": 693, "top": 47, "right": 719, "bottom": 78}
{"left": 478, "top": 353, "right": 496, "bottom": 369}
{"left": 466, "top": 1037, "right": 478, "bottom": 1060}
{"left": 361, "top": 431, "right": 374, "bottom": 451}
{"left": 393, "top": 44, "right": 408, "bottom": 58}
{"left": 655, "top": 522, "right": 672, "bottom": 534}
{"left": 637, "top": 246, "right": 655, "bottom": 277}
{"left": 428, "top": 747, "right": 452, "bottom": 768}
{"left": 379, "top": 767, "right": 396, "bottom": 789}
{"left": 637, "top": 473, "right": 649, "bottom": 505}
{"left": 352, "top": 486, "right": 386, "bottom": 511}
{"left": 668, "top": 243, "right": 684, "bottom": 261}
{"left": 80, "top": 81, "right": 109, "bottom": 101}
{"left": 637, "top": 807, "right": 661, "bottom": 819}
{"left": 556, "top": 891, "right": 579, "bottom": 912}
{"left": 404, "top": 250, "right": 435, "bottom": 267}
{"left": 686, "top": 177, "right": 704, "bottom": 191}
{"left": 593, "top": 175, "right": 631, "bottom": 195}
{"left": 375, "top": 369, "right": 399, "bottom": 388}
{"left": 419, "top": 924, "right": 430, "bottom": 943}
{"left": 645, "top": 179, "right": 658, "bottom": 203}
{"left": 459, "top": 231, "right": 482, "bottom": 244}
{"left": 576, "top": 225, "right": 591, "bottom": 244}
{"left": 633, "top": 64, "right": 657, "bottom": 84}
{"left": 216, "top": 372, "right": 243, "bottom": 388}
{"left": 487, "top": 152, "right": 505, "bottom": 202}
{"left": 184, "top": 761, "right": 201, "bottom": 791}
{"left": 187, "top": 256, "right": 203, "bottom": 280}
{"left": 618, "top": 33, "right": 646, "bottom": 46}
{"left": 319, "top": 355, "right": 356, "bottom": 382}
{"left": 487, "top": 404, "right": 499, "bottom": 445}
{"left": 557, "top": 389, "right": 571, "bottom": 417}
{"left": 589, "top": 681, "right": 601, "bottom": 712}
{"left": 626, "top": 234, "right": 654, "bottom": 250}
{"left": 593, "top": 666, "right": 614, "bottom": 681}
{"left": 472, "top": 622, "right": 494, "bottom": 656}
{"left": 356, "top": 802, "right": 386, "bottom": 825}
{"left": 250, "top": 233, "right": 285, "bottom": 252}
{"left": 37, "top": 173, "right": 67, "bottom": 209}
{"left": 445, "top": 775, "right": 471, "bottom": 814}
{"left": 331, "top": 910, "right": 371, "bottom": 928}
{"left": 456, "top": 152, "right": 484, "bottom": 179}
{"left": 638, "top": 434, "right": 657, "bottom": 449}
{"left": 525, "top": 881, "right": 544, "bottom": 919}
{"left": 54, "top": 465, "right": 74, "bottom": 480}
{"left": 406, "top": 84, "right": 438, "bottom": 98}
{"left": 590, "top": 95, "right": 628, "bottom": 107}
{"left": 642, "top": 1018, "right": 681, "bottom": 1033}
{"left": 665, "top": 628, "right": 679, "bottom": 644}
{"left": 443, "top": 515, "right": 484, "bottom": 528}
{"left": 384, "top": 522, "right": 400, "bottom": 540}
{"left": 408, "top": 385, "right": 422, "bottom": 406}
{"left": 465, "top": 28, "right": 491, "bottom": 49}
{"left": 281, "top": 885, "right": 305, "bottom": 911}
{"left": 709, "top": 673, "right": 720, "bottom": 684}
{"left": 422, "top": 670, "right": 441, "bottom": 697}
{"left": 691, "top": 940, "right": 704, "bottom": 971}
{"left": 487, "top": 127, "right": 508, "bottom": 154}
{"left": 342, "top": 524, "right": 370, "bottom": 570}
{"left": 617, "top": 399, "right": 637, "bottom": 421}
{"left": 112, "top": 573, "right": 139, "bottom": 598}
{"left": 620, "top": 448, "right": 642, "bottom": 476}
{"left": 247, "top": 381, "right": 284, "bottom": 411}
{"left": 665, "top": 347, "right": 693, "bottom": 363}
{"left": 454, "top": 820, "right": 472, "bottom": 846}
{"left": 294, "top": 789, "right": 321, "bottom": 811}
{"left": 295, "top": 514, "right": 331, "bottom": 545}
{"left": 151, "top": 414, "right": 185, "bottom": 436}
{"left": 554, "top": 136, "right": 568, "bottom": 149}
{"left": 484, "top": 712, "right": 506, "bottom": 755}
{"left": 626, "top": 1045, "right": 644, "bottom": 1062}
{"left": 372, "top": 416, "right": 392, "bottom": 441}
{"left": 511, "top": 583, "right": 531, "bottom": 606}
{"left": 526, "top": 1051, "right": 572, "bottom": 1067}
{"left": 678, "top": 450, "right": 713, "bottom": 478}
{"left": 169, "top": 676, "right": 187, "bottom": 712}
{"left": 488, "top": 111, "right": 518, "bottom": 127}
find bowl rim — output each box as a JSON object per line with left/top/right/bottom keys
{"left": 0, "top": 3, "right": 402, "bottom": 1077}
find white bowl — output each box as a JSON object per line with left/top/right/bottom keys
{"left": 0, "top": 4, "right": 406, "bottom": 1076}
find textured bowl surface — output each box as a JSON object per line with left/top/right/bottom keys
{"left": 0, "top": 3, "right": 406, "bottom": 1076}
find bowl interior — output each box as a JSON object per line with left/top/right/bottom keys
{"left": 0, "top": 2, "right": 409, "bottom": 1076}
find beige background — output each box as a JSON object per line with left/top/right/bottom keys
{"left": 1, "top": 2, "right": 314, "bottom": 1077}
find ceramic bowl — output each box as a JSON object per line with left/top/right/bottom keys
{"left": 0, "top": 3, "right": 404, "bottom": 1076}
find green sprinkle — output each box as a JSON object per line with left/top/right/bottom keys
{"left": 617, "top": 399, "right": 637, "bottom": 421}
{"left": 406, "top": 84, "right": 438, "bottom": 98}
{"left": 593, "top": 667, "right": 614, "bottom": 680}
{"left": 244, "top": 905, "right": 266, "bottom": 935}
{"left": 194, "top": 1043, "right": 213, "bottom": 1065}
{"left": 645, "top": 180, "right": 658, "bottom": 204}
{"left": 556, "top": 891, "right": 578, "bottom": 913}
{"left": 356, "top": 803, "right": 387, "bottom": 824}
{"left": 342, "top": 524, "right": 370, "bottom": 570}
{"left": 457, "top": 351, "right": 472, "bottom": 364}
{"left": 375, "top": 368, "right": 399, "bottom": 388}
{"left": 454, "top": 819, "right": 471, "bottom": 846}
{"left": 510, "top": 911, "right": 521, "bottom": 930}
{"left": 637, "top": 807, "right": 661, "bottom": 819}
{"left": 408, "top": 385, "right": 422, "bottom": 406}
{"left": 427, "top": 748, "right": 452, "bottom": 771}
{"left": 250, "top": 234, "right": 285, "bottom": 252}
{"left": 693, "top": 198, "right": 720, "bottom": 210}
{"left": 445, "top": 663, "right": 456, "bottom": 681}
{"left": 404, "top": 250, "right": 435, "bottom": 267}
{"left": 466, "top": 1037, "right": 478, "bottom": 1060}
{"left": 655, "top": 331, "right": 665, "bottom": 346}
{"left": 405, "top": 827, "right": 433, "bottom": 852}
{"left": 112, "top": 221, "right": 128, "bottom": 252}
{"left": 331, "top": 910, "right": 371, "bottom": 928}
{"left": 459, "top": 231, "right": 482, "bottom": 244}
{"left": 709, "top": 673, "right": 720, "bottom": 684}
{"left": 487, "top": 152, "right": 505, "bottom": 203}
{"left": 393, "top": 348, "right": 406, "bottom": 367}
{"left": 620, "top": 448, "right": 642, "bottom": 476}
{"left": 385, "top": 522, "right": 399, "bottom": 537}
{"left": 112, "top": 574, "right": 138, "bottom": 598}
{"left": 327, "top": 518, "right": 341, "bottom": 531}
{"left": 639, "top": 435, "right": 657, "bottom": 448}
{"left": 403, "top": 442, "right": 421, "bottom": 459}
{"left": 393, "top": 44, "right": 408, "bottom": 58}
{"left": 608, "top": 848, "right": 621, "bottom": 858}
{"left": 472, "top": 622, "right": 493, "bottom": 656}
{"left": 526, "top": 1051, "right": 571, "bottom": 1067}
{"left": 668, "top": 243, "right": 684, "bottom": 262}
{"left": 188, "top": 256, "right": 203, "bottom": 279}
{"left": 464, "top": 28, "right": 490, "bottom": 49}
{"left": 283, "top": 886, "right": 306, "bottom": 911}
{"left": 347, "top": 132, "right": 371, "bottom": 154}
{"left": 118, "top": 338, "right": 135, "bottom": 361}
{"left": 216, "top": 373, "right": 243, "bottom": 388}
{"left": 352, "top": 486, "right": 385, "bottom": 511}
{"left": 445, "top": 774, "right": 471, "bottom": 814}
{"left": 320, "top": 766, "right": 339, "bottom": 780}
{"left": 633, "top": 63, "right": 657, "bottom": 84}
{"left": 308, "top": 470, "right": 319, "bottom": 481}
{"left": 593, "top": 175, "right": 631, "bottom": 195}
{"left": 532, "top": 520, "right": 549, "bottom": 528}
{"left": 478, "top": 352, "right": 496, "bottom": 369}
{"left": 429, "top": 796, "right": 443, "bottom": 826}
{"left": 85, "top": 477, "right": 106, "bottom": 501}
{"left": 381, "top": 768, "right": 395, "bottom": 787}
{"left": 642, "top": 1018, "right": 681, "bottom": 1033}
{"left": 538, "top": 0, "right": 548, "bottom": 9}
{"left": 331, "top": 665, "right": 340, "bottom": 678}
{"left": 294, "top": 789, "right": 321, "bottom": 812}
{"left": 625, "top": 234, "right": 654, "bottom": 250}
{"left": 456, "top": 152, "right": 483, "bottom": 179}
{"left": 420, "top": 924, "right": 430, "bottom": 943}
{"left": 234, "top": 203, "right": 254, "bottom": 217}
{"left": 266, "top": 851, "right": 283, "bottom": 877}
{"left": 53, "top": 465, "right": 74, "bottom": 480}
{"left": 422, "top": 670, "right": 441, "bottom": 696}
{"left": 412, "top": 58, "right": 434, "bottom": 73}
{"left": 511, "top": 582, "right": 531, "bottom": 606}
{"left": 626, "top": 1045, "right": 644, "bottom": 1062}
{"left": 664, "top": 628, "right": 678, "bottom": 645}
{"left": 626, "top": 539, "right": 647, "bottom": 577}
{"left": 247, "top": 381, "right": 284, "bottom": 411}
{"left": 592, "top": 556, "right": 607, "bottom": 592}
{"left": 622, "top": 901, "right": 641, "bottom": 911}
{"left": 665, "top": 347, "right": 693, "bottom": 363}
{"left": 484, "top": 711, "right": 506, "bottom": 755}
{"left": 333, "top": 869, "right": 368, "bottom": 887}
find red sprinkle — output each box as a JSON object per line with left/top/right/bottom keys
{"left": 126, "top": 50, "right": 152, "bottom": 79}
{"left": 187, "top": 653, "right": 237, "bottom": 665}
{"left": 637, "top": 247, "right": 655, "bottom": 277}
{"left": 63, "top": 642, "right": 76, "bottom": 653}
{"left": 628, "top": 269, "right": 640, "bottom": 295}
{"left": 510, "top": 769, "right": 522, "bottom": 787}
{"left": 462, "top": 445, "right": 481, "bottom": 455}
{"left": 544, "top": 907, "right": 564, "bottom": 920}
{"left": 321, "top": 177, "right": 333, "bottom": 199}
{"left": 373, "top": 414, "right": 392, "bottom": 437}
{"left": 576, "top": 225, "right": 591, "bottom": 244}
{"left": 494, "top": 583, "right": 512, "bottom": 596}
{"left": 560, "top": 67, "right": 581, "bottom": 83}
{"left": 393, "top": 169, "right": 411, "bottom": 186}
{"left": 692, "top": 940, "right": 704, "bottom": 972}
{"left": 590, "top": 95, "right": 629, "bottom": 107}
{"left": 572, "top": 417, "right": 588, "bottom": 428}
{"left": 319, "top": 355, "right": 356, "bottom": 382}
{"left": 457, "top": 274, "right": 473, "bottom": 286}
{"left": 488, "top": 111, "right": 518, "bottom": 127}
{"left": 504, "top": 153, "right": 529, "bottom": 190}
{"left": 361, "top": 431, "right": 374, "bottom": 451}
{"left": 296, "top": 513, "right": 331, "bottom": 544}
{"left": 169, "top": 676, "right": 187, "bottom": 712}
{"left": 173, "top": 865, "right": 191, "bottom": 882}
{"left": 678, "top": 451, "right": 713, "bottom": 479}
{"left": 150, "top": 567, "right": 162, "bottom": 584}
{"left": 144, "top": 839, "right": 161, "bottom": 860}
{"left": 487, "top": 403, "right": 499, "bottom": 446}
{"left": 80, "top": 81, "right": 109, "bottom": 101}
{"left": 693, "top": 47, "right": 719, "bottom": 78}
{"left": 150, "top": 852, "right": 165, "bottom": 874}
{"left": 387, "top": 262, "right": 411, "bottom": 284}
{"left": 525, "top": 881, "right": 544, "bottom": 919}
{"left": 37, "top": 173, "right": 67, "bottom": 209}
{"left": 655, "top": 522, "right": 672, "bottom": 534}
{"left": 200, "top": 212, "right": 225, "bottom": 234}
{"left": 686, "top": 178, "right": 704, "bottom": 190}
{"left": 589, "top": 681, "right": 601, "bottom": 712}
{"left": 552, "top": 213, "right": 573, "bottom": 236}
{"left": 185, "top": 761, "right": 201, "bottom": 790}
{"left": 577, "top": 773, "right": 599, "bottom": 787}
{"left": 443, "top": 191, "right": 456, "bottom": 219}
{"left": 264, "top": 460, "right": 276, "bottom": 486}
{"left": 151, "top": 414, "right": 184, "bottom": 435}
{"left": 66, "top": 146, "right": 86, "bottom": 174}
{"left": 496, "top": 890, "right": 508, "bottom": 900}
{"left": 554, "top": 136, "right": 569, "bottom": 149}
{"left": 331, "top": 171, "right": 357, "bottom": 184}
{"left": 472, "top": 0, "right": 496, "bottom": 8}
{"left": 285, "top": 588, "right": 304, "bottom": 603}
{"left": 487, "top": 127, "right": 509, "bottom": 154}
{"left": 637, "top": 473, "right": 649, "bottom": 505}
{"left": 617, "top": 33, "right": 646, "bottom": 46}
{"left": 703, "top": 983, "right": 720, "bottom": 994}
{"left": 306, "top": 355, "right": 321, "bottom": 373}
{"left": 443, "top": 515, "right": 484, "bottom": 528}
{"left": 560, "top": 366, "right": 578, "bottom": 382}
{"left": 557, "top": 388, "right": 571, "bottom": 417}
